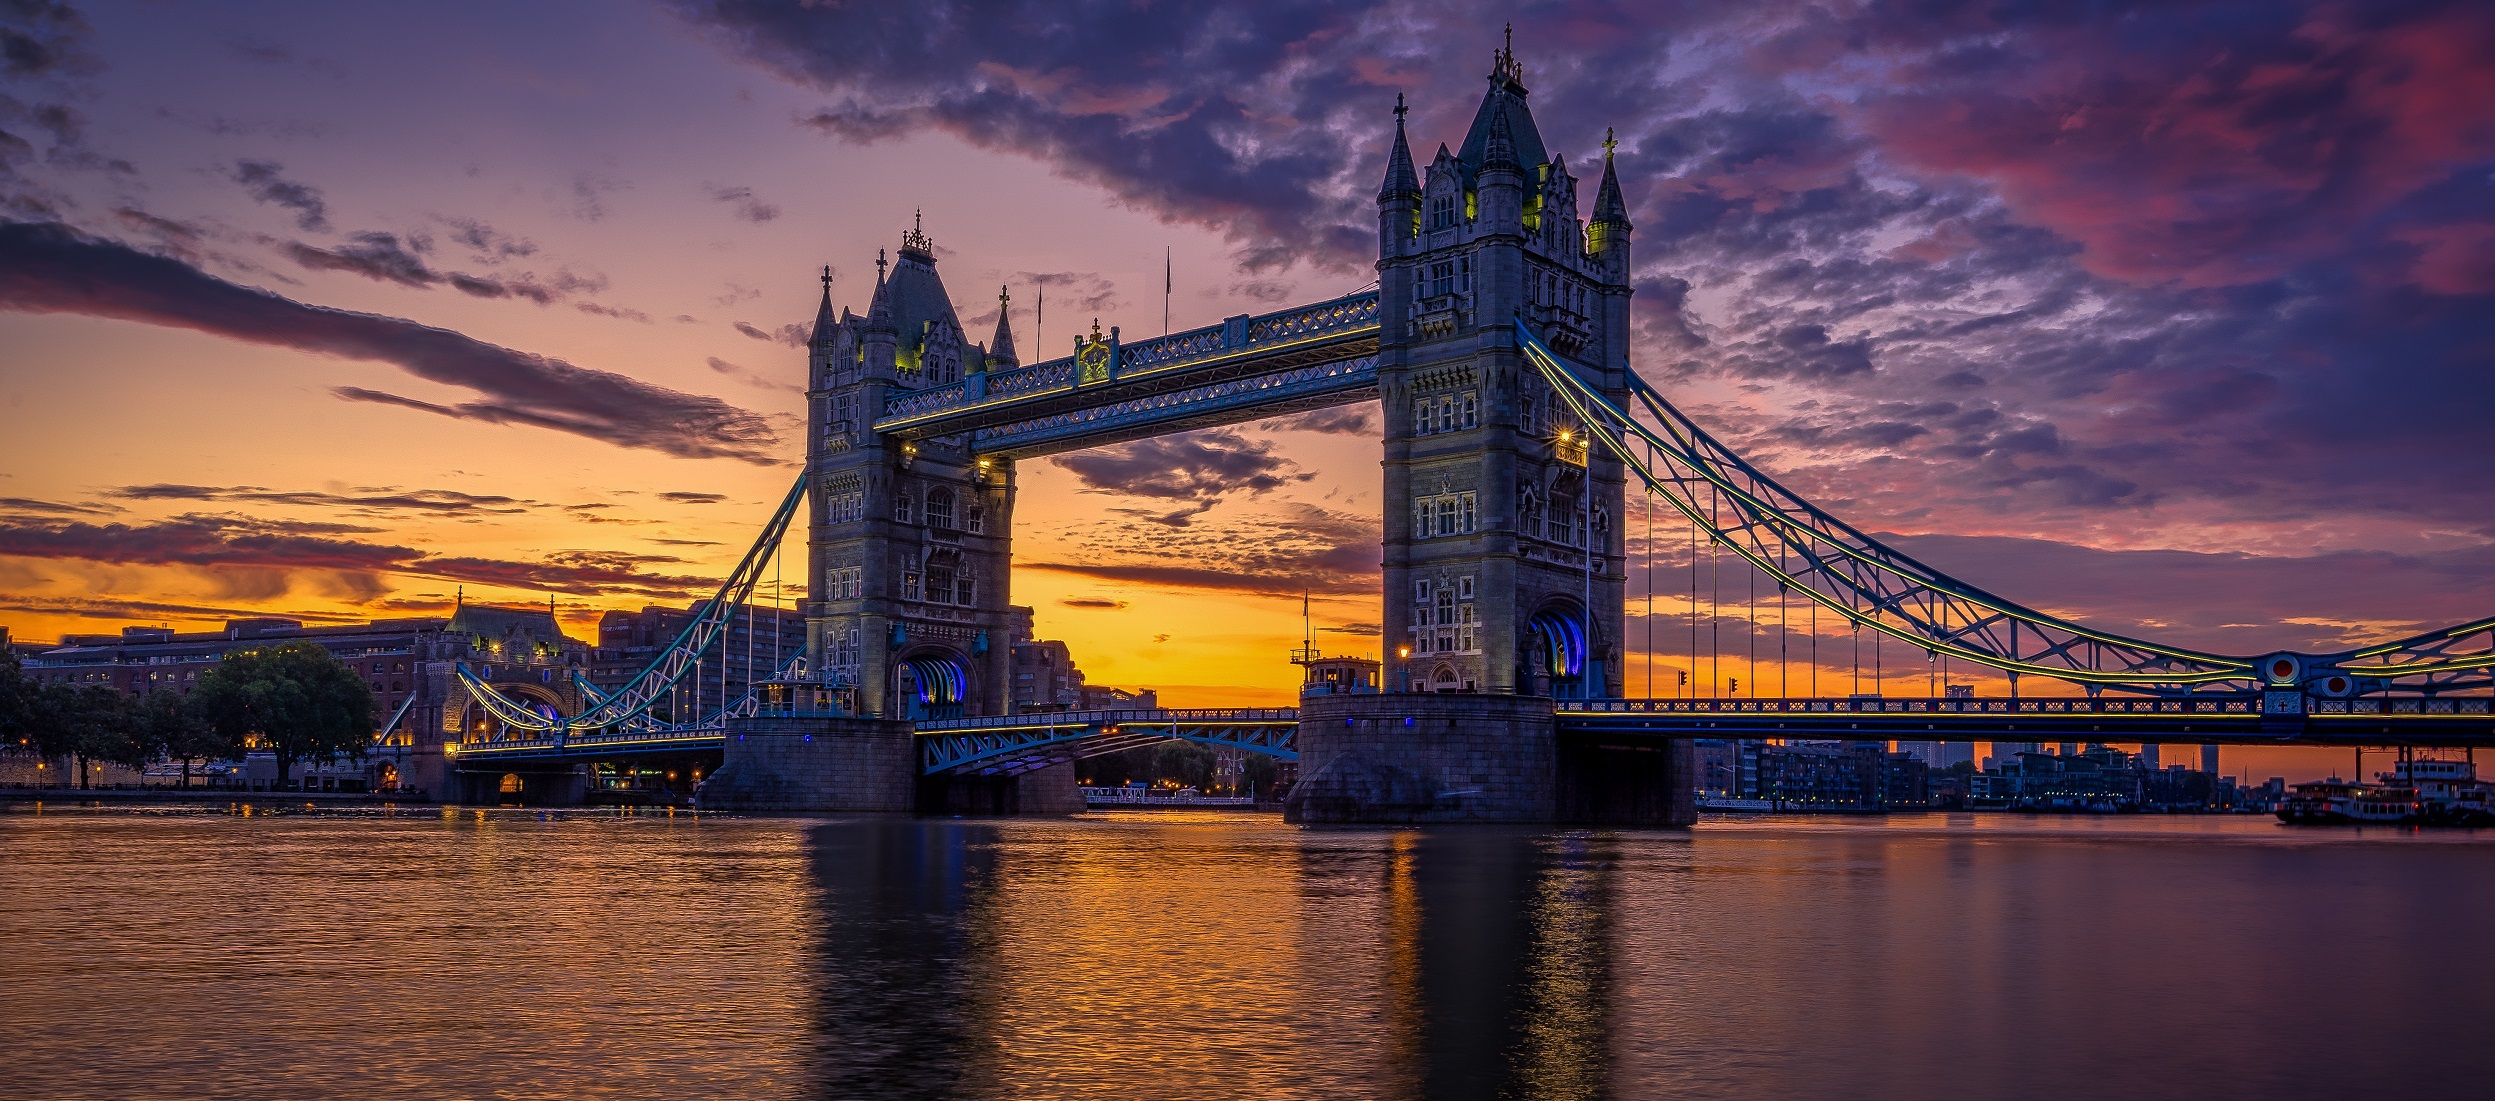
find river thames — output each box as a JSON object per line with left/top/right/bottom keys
{"left": 3, "top": 806, "right": 2487, "bottom": 1100}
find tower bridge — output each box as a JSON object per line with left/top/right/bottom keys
{"left": 438, "top": 46, "right": 2495, "bottom": 820}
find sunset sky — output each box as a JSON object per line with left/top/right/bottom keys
{"left": 4, "top": 1, "right": 2492, "bottom": 779}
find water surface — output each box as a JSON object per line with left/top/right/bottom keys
{"left": 4, "top": 805, "right": 2486, "bottom": 1100}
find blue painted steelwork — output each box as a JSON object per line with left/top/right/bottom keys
{"left": 875, "top": 292, "right": 1381, "bottom": 458}
{"left": 916, "top": 708, "right": 1299, "bottom": 777}
{"left": 1553, "top": 696, "right": 2495, "bottom": 746}
{"left": 452, "top": 471, "right": 810, "bottom": 734}
{"left": 1515, "top": 318, "right": 2495, "bottom": 698}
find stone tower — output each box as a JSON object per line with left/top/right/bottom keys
{"left": 1375, "top": 43, "right": 1634, "bottom": 700}
{"left": 805, "top": 218, "right": 1018, "bottom": 719}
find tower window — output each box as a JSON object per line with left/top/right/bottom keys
{"left": 926, "top": 487, "right": 955, "bottom": 530}
{"left": 967, "top": 505, "right": 985, "bottom": 534}
{"left": 895, "top": 492, "right": 914, "bottom": 524}
{"left": 1428, "top": 193, "right": 1457, "bottom": 230}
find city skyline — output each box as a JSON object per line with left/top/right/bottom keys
{"left": 5, "top": 1, "right": 2493, "bottom": 785}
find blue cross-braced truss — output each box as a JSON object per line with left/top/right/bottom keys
{"left": 875, "top": 292, "right": 1381, "bottom": 458}
{"left": 1514, "top": 317, "right": 2495, "bottom": 698}
{"left": 916, "top": 708, "right": 1300, "bottom": 777}
{"left": 449, "top": 471, "right": 810, "bottom": 735}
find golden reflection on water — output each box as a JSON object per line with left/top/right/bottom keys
{"left": 5, "top": 807, "right": 2493, "bottom": 1100}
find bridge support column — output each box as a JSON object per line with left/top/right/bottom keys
{"left": 1287, "top": 694, "right": 1692, "bottom": 827}
{"left": 919, "top": 762, "right": 1084, "bottom": 816}
{"left": 702, "top": 716, "right": 917, "bottom": 813}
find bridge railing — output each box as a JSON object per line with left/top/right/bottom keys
{"left": 915, "top": 707, "right": 1299, "bottom": 732}
{"left": 876, "top": 292, "right": 1379, "bottom": 428}
{"left": 1560, "top": 696, "right": 2491, "bottom": 717}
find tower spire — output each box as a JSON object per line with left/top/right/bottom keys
{"left": 987, "top": 284, "right": 1019, "bottom": 368}
{"left": 1592, "top": 127, "right": 1630, "bottom": 228}
{"left": 809, "top": 264, "right": 837, "bottom": 345}
{"left": 1379, "top": 92, "right": 1420, "bottom": 200}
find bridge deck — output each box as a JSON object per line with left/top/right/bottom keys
{"left": 1557, "top": 696, "right": 2495, "bottom": 745}
{"left": 873, "top": 293, "right": 1380, "bottom": 457}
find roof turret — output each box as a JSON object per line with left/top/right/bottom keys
{"left": 809, "top": 265, "right": 837, "bottom": 345}
{"left": 1379, "top": 93, "right": 1420, "bottom": 200}
{"left": 1592, "top": 127, "right": 1631, "bottom": 228}
{"left": 987, "top": 285, "right": 1019, "bottom": 368}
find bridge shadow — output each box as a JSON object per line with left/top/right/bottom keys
{"left": 1313, "top": 829, "right": 1622, "bottom": 1101}
{"left": 793, "top": 818, "right": 1631, "bottom": 1099}
{"left": 798, "top": 818, "right": 1006, "bottom": 1100}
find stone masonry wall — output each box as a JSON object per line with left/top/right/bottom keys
{"left": 701, "top": 715, "right": 918, "bottom": 813}
{"left": 1289, "top": 693, "right": 1559, "bottom": 824}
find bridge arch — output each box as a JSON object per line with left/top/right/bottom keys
{"left": 895, "top": 648, "right": 970, "bottom": 722}
{"left": 1527, "top": 599, "right": 1592, "bottom": 700}
{"left": 460, "top": 681, "right": 566, "bottom": 743}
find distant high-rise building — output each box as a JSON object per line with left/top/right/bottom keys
{"left": 2059, "top": 742, "right": 2079, "bottom": 757}
{"left": 1933, "top": 742, "right": 1976, "bottom": 769}
{"left": 2201, "top": 744, "right": 2221, "bottom": 775}
{"left": 2137, "top": 743, "right": 2161, "bottom": 770}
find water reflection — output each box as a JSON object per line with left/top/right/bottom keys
{"left": 797, "top": 820, "right": 1631, "bottom": 1101}
{"left": 7, "top": 809, "right": 2491, "bottom": 1100}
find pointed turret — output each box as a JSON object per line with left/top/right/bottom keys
{"left": 1379, "top": 94, "right": 1420, "bottom": 200}
{"left": 987, "top": 285, "right": 1019, "bottom": 369}
{"left": 865, "top": 248, "right": 894, "bottom": 331}
{"left": 1592, "top": 130, "right": 1630, "bottom": 228}
{"left": 1590, "top": 128, "right": 1633, "bottom": 278}
{"left": 809, "top": 265, "right": 837, "bottom": 346}
{"left": 1474, "top": 91, "right": 1526, "bottom": 232}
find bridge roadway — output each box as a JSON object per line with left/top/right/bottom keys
{"left": 436, "top": 694, "right": 2495, "bottom": 775}
{"left": 872, "top": 292, "right": 1381, "bottom": 458}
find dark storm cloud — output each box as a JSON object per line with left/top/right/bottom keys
{"left": 1026, "top": 501, "right": 1377, "bottom": 597}
{"left": 658, "top": 491, "right": 727, "bottom": 504}
{"left": 436, "top": 215, "right": 537, "bottom": 261}
{"left": 285, "top": 231, "right": 433, "bottom": 287}
{"left": 228, "top": 160, "right": 329, "bottom": 231}
{"left": 1, "top": 2, "right": 97, "bottom": 80}
{"left": 0, "top": 593, "right": 369, "bottom": 628}
{"left": 0, "top": 512, "right": 716, "bottom": 598}
{"left": 0, "top": 221, "right": 780, "bottom": 463}
{"left": 672, "top": 0, "right": 2495, "bottom": 540}
{"left": 1051, "top": 427, "right": 1310, "bottom": 526}
{"left": 705, "top": 182, "right": 780, "bottom": 223}
{"left": 1886, "top": 532, "right": 2495, "bottom": 656}
{"left": 1059, "top": 597, "right": 1126, "bottom": 609}
{"left": 1256, "top": 404, "right": 1373, "bottom": 435}
{"left": 113, "top": 483, "right": 536, "bottom": 516}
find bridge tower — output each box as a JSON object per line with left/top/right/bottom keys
{"left": 1375, "top": 43, "right": 1632, "bottom": 700}
{"left": 804, "top": 222, "right": 1019, "bottom": 721}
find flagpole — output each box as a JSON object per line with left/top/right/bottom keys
{"left": 1163, "top": 246, "right": 1172, "bottom": 336}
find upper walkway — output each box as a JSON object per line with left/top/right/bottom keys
{"left": 872, "top": 292, "right": 1381, "bottom": 457}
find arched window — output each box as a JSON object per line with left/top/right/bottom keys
{"left": 926, "top": 487, "right": 955, "bottom": 530}
{"left": 894, "top": 490, "right": 914, "bottom": 524}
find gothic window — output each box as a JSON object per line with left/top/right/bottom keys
{"left": 1521, "top": 394, "right": 1538, "bottom": 437}
{"left": 1412, "top": 397, "right": 1432, "bottom": 436}
{"left": 1520, "top": 488, "right": 1542, "bottom": 541}
{"left": 895, "top": 491, "right": 914, "bottom": 524}
{"left": 1429, "top": 261, "right": 1455, "bottom": 298}
{"left": 956, "top": 576, "right": 975, "bottom": 606}
{"left": 1435, "top": 585, "right": 1454, "bottom": 628}
{"left": 1436, "top": 497, "right": 1456, "bottom": 536}
{"left": 1414, "top": 578, "right": 1433, "bottom": 604}
{"left": 926, "top": 487, "right": 955, "bottom": 530}
{"left": 1458, "top": 575, "right": 1475, "bottom": 601}
{"left": 928, "top": 563, "right": 953, "bottom": 603}
{"left": 1429, "top": 193, "right": 1457, "bottom": 230}
{"left": 1461, "top": 492, "right": 1477, "bottom": 533}
{"left": 1437, "top": 396, "right": 1454, "bottom": 434}
{"left": 903, "top": 571, "right": 922, "bottom": 600}
{"left": 1461, "top": 391, "right": 1479, "bottom": 429}
{"left": 1459, "top": 255, "right": 1472, "bottom": 292}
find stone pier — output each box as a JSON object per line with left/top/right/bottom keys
{"left": 700, "top": 716, "right": 918, "bottom": 813}
{"left": 1286, "top": 693, "right": 1692, "bottom": 827}
{"left": 701, "top": 715, "right": 1083, "bottom": 815}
